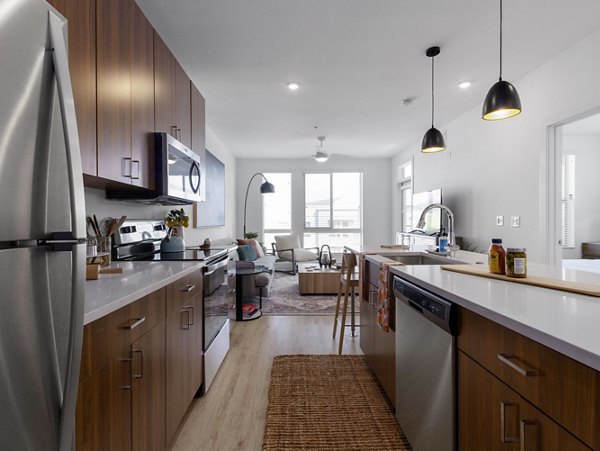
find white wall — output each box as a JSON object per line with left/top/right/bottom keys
{"left": 85, "top": 126, "right": 237, "bottom": 246}
{"left": 392, "top": 29, "right": 600, "bottom": 262}
{"left": 236, "top": 157, "right": 393, "bottom": 245}
{"left": 562, "top": 134, "right": 600, "bottom": 259}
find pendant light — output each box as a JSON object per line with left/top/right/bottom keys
{"left": 313, "top": 136, "right": 329, "bottom": 162}
{"left": 482, "top": 0, "right": 522, "bottom": 120}
{"left": 421, "top": 46, "right": 445, "bottom": 153}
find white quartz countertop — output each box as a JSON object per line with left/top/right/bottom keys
{"left": 389, "top": 262, "right": 600, "bottom": 372}
{"left": 84, "top": 261, "right": 204, "bottom": 325}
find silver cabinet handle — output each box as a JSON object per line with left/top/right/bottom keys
{"left": 177, "top": 128, "right": 182, "bottom": 141}
{"left": 520, "top": 419, "right": 537, "bottom": 451}
{"left": 121, "top": 317, "right": 146, "bottom": 330}
{"left": 498, "top": 353, "right": 537, "bottom": 377}
{"left": 500, "top": 401, "right": 519, "bottom": 443}
{"left": 123, "top": 157, "right": 132, "bottom": 177}
{"left": 120, "top": 358, "right": 132, "bottom": 390}
{"left": 131, "top": 160, "right": 140, "bottom": 179}
{"left": 171, "top": 125, "right": 177, "bottom": 138}
{"left": 185, "top": 306, "right": 195, "bottom": 325}
{"left": 182, "top": 309, "right": 191, "bottom": 330}
{"left": 132, "top": 350, "right": 144, "bottom": 379}
{"left": 181, "top": 284, "right": 196, "bottom": 292}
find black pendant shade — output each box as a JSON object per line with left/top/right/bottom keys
{"left": 260, "top": 180, "right": 275, "bottom": 194}
{"left": 482, "top": 79, "right": 521, "bottom": 120}
{"left": 482, "top": 0, "right": 522, "bottom": 121}
{"left": 421, "top": 127, "right": 446, "bottom": 153}
{"left": 421, "top": 46, "right": 445, "bottom": 153}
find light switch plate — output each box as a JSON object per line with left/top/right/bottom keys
{"left": 496, "top": 216, "right": 504, "bottom": 226}
{"left": 511, "top": 216, "right": 520, "bottom": 227}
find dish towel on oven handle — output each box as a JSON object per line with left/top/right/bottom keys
{"left": 377, "top": 262, "right": 403, "bottom": 332}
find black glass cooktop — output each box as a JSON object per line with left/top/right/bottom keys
{"left": 124, "top": 248, "right": 226, "bottom": 261}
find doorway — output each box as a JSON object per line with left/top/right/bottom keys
{"left": 547, "top": 109, "right": 600, "bottom": 270}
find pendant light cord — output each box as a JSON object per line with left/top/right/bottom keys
{"left": 431, "top": 56, "right": 435, "bottom": 127}
{"left": 499, "top": 0, "right": 503, "bottom": 81}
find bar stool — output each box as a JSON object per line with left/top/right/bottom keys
{"left": 332, "top": 251, "right": 359, "bottom": 354}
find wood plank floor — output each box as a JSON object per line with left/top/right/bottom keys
{"left": 171, "top": 315, "right": 362, "bottom": 451}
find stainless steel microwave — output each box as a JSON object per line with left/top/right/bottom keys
{"left": 107, "top": 133, "right": 205, "bottom": 205}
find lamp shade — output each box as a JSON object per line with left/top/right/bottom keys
{"left": 314, "top": 149, "right": 329, "bottom": 162}
{"left": 260, "top": 180, "right": 275, "bottom": 194}
{"left": 482, "top": 79, "right": 522, "bottom": 121}
{"left": 421, "top": 127, "right": 445, "bottom": 153}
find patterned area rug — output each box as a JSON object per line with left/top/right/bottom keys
{"left": 263, "top": 355, "right": 411, "bottom": 450}
{"left": 261, "top": 271, "right": 358, "bottom": 315}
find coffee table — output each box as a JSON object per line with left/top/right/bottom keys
{"left": 297, "top": 264, "right": 340, "bottom": 295}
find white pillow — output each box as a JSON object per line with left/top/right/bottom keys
{"left": 279, "top": 249, "right": 319, "bottom": 262}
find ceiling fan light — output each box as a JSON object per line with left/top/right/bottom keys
{"left": 314, "top": 149, "right": 329, "bottom": 162}
{"left": 421, "top": 127, "right": 446, "bottom": 153}
{"left": 482, "top": 79, "right": 522, "bottom": 120}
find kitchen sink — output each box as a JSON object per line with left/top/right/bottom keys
{"left": 387, "top": 253, "right": 463, "bottom": 265}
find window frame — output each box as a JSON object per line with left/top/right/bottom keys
{"left": 262, "top": 172, "right": 292, "bottom": 250}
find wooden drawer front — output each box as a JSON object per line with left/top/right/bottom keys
{"left": 458, "top": 308, "right": 599, "bottom": 447}
{"left": 459, "top": 351, "right": 591, "bottom": 451}
{"left": 80, "top": 288, "right": 166, "bottom": 380}
{"left": 166, "top": 270, "right": 203, "bottom": 316}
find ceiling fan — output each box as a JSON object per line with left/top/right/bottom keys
{"left": 312, "top": 136, "right": 356, "bottom": 162}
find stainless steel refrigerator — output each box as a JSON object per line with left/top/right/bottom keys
{"left": 0, "top": 1, "right": 86, "bottom": 450}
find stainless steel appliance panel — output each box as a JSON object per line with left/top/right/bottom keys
{"left": 395, "top": 276, "right": 456, "bottom": 451}
{"left": 0, "top": 3, "right": 86, "bottom": 450}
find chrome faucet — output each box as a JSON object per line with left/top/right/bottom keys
{"left": 416, "top": 203, "right": 458, "bottom": 250}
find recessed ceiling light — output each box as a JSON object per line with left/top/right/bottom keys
{"left": 287, "top": 82, "right": 300, "bottom": 91}
{"left": 458, "top": 81, "right": 472, "bottom": 89}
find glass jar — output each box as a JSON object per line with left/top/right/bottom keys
{"left": 488, "top": 238, "right": 506, "bottom": 275}
{"left": 506, "top": 248, "right": 527, "bottom": 278}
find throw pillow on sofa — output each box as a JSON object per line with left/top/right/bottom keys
{"left": 237, "top": 238, "right": 265, "bottom": 257}
{"left": 237, "top": 244, "right": 257, "bottom": 261}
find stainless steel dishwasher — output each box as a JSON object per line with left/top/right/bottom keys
{"left": 393, "top": 275, "right": 457, "bottom": 451}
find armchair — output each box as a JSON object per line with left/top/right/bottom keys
{"left": 272, "top": 234, "right": 319, "bottom": 275}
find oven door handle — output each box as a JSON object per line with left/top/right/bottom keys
{"left": 204, "top": 257, "right": 228, "bottom": 275}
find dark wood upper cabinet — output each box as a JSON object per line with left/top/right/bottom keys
{"left": 154, "top": 31, "right": 192, "bottom": 148}
{"left": 96, "top": 0, "right": 132, "bottom": 184}
{"left": 131, "top": 2, "right": 155, "bottom": 189}
{"left": 47, "top": 0, "right": 97, "bottom": 176}
{"left": 191, "top": 84, "right": 206, "bottom": 154}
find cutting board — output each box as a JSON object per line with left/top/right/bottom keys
{"left": 441, "top": 264, "right": 600, "bottom": 297}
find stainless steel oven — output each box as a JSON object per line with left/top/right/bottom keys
{"left": 202, "top": 251, "right": 235, "bottom": 391}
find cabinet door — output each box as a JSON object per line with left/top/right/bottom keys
{"left": 459, "top": 351, "right": 591, "bottom": 451}
{"left": 185, "top": 293, "right": 204, "bottom": 400}
{"left": 175, "top": 61, "right": 191, "bottom": 147}
{"left": 373, "top": 323, "right": 396, "bottom": 406}
{"left": 96, "top": 0, "right": 132, "bottom": 183}
{"left": 359, "top": 283, "right": 375, "bottom": 364}
{"left": 154, "top": 32, "right": 176, "bottom": 137}
{"left": 76, "top": 359, "right": 131, "bottom": 451}
{"left": 132, "top": 322, "right": 166, "bottom": 451}
{"left": 47, "top": 0, "right": 97, "bottom": 176}
{"left": 130, "top": 2, "right": 155, "bottom": 189}
{"left": 165, "top": 306, "right": 190, "bottom": 443}
{"left": 191, "top": 83, "right": 205, "bottom": 153}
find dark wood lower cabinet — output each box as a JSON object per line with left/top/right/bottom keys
{"left": 132, "top": 322, "right": 166, "bottom": 451}
{"left": 360, "top": 259, "right": 395, "bottom": 406}
{"left": 459, "top": 351, "right": 591, "bottom": 451}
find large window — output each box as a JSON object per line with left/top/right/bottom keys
{"left": 396, "top": 162, "right": 413, "bottom": 243}
{"left": 262, "top": 173, "right": 292, "bottom": 250}
{"left": 304, "top": 172, "right": 362, "bottom": 252}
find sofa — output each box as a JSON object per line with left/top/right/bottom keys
{"left": 235, "top": 240, "right": 277, "bottom": 302}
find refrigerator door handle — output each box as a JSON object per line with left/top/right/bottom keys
{"left": 49, "top": 11, "right": 86, "bottom": 451}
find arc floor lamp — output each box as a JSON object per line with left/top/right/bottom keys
{"left": 243, "top": 173, "right": 275, "bottom": 236}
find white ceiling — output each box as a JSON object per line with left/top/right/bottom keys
{"left": 136, "top": 0, "right": 600, "bottom": 159}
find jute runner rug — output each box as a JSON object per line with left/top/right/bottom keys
{"left": 263, "top": 355, "right": 411, "bottom": 450}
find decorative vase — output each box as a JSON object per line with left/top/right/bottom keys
{"left": 161, "top": 226, "right": 185, "bottom": 253}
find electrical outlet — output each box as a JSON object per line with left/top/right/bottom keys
{"left": 511, "top": 216, "right": 520, "bottom": 227}
{"left": 496, "top": 216, "right": 504, "bottom": 226}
